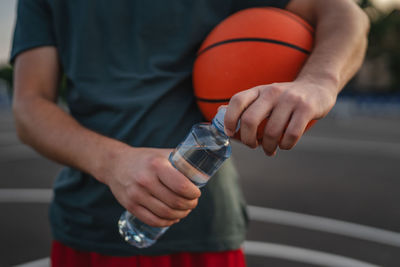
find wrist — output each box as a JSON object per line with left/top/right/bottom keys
{"left": 296, "top": 71, "right": 339, "bottom": 91}
{"left": 295, "top": 71, "right": 341, "bottom": 101}
{"left": 292, "top": 73, "right": 339, "bottom": 117}
{"left": 90, "top": 138, "right": 130, "bottom": 185}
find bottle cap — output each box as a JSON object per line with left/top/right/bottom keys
{"left": 212, "top": 106, "right": 240, "bottom": 135}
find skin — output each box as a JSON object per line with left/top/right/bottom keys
{"left": 224, "top": 0, "right": 370, "bottom": 156}
{"left": 12, "top": 0, "right": 369, "bottom": 227}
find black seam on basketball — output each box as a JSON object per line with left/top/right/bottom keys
{"left": 197, "top": 38, "right": 311, "bottom": 57}
{"left": 261, "top": 7, "right": 314, "bottom": 35}
{"left": 196, "top": 97, "right": 230, "bottom": 103}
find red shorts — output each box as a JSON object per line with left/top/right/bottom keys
{"left": 51, "top": 240, "right": 247, "bottom": 267}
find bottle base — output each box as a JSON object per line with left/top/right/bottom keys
{"left": 118, "top": 211, "right": 167, "bottom": 248}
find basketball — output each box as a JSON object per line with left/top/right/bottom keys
{"left": 193, "top": 7, "right": 315, "bottom": 140}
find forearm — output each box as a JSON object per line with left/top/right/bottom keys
{"left": 11, "top": 45, "right": 201, "bottom": 227}
{"left": 288, "top": 0, "right": 370, "bottom": 92}
{"left": 13, "top": 95, "right": 128, "bottom": 183}
{"left": 225, "top": 0, "right": 369, "bottom": 154}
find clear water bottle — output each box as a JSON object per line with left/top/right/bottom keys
{"left": 118, "top": 107, "right": 232, "bottom": 248}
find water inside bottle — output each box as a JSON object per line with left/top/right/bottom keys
{"left": 170, "top": 145, "right": 230, "bottom": 187}
{"left": 118, "top": 210, "right": 168, "bottom": 248}
{"left": 169, "top": 124, "right": 231, "bottom": 187}
{"left": 119, "top": 113, "right": 232, "bottom": 248}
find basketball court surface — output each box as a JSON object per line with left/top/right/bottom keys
{"left": 1, "top": 99, "right": 400, "bottom": 266}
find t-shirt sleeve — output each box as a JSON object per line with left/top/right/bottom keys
{"left": 10, "top": 0, "right": 56, "bottom": 64}
{"left": 233, "top": 0, "right": 291, "bottom": 12}
{"left": 276, "top": 0, "right": 291, "bottom": 8}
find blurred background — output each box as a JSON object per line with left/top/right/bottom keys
{"left": 1, "top": 0, "right": 400, "bottom": 266}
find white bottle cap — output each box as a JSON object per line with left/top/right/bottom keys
{"left": 211, "top": 106, "right": 240, "bottom": 135}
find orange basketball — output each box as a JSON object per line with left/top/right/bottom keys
{"left": 193, "top": 7, "right": 315, "bottom": 141}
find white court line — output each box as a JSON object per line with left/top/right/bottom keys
{"left": 243, "top": 240, "right": 380, "bottom": 267}
{"left": 2, "top": 189, "right": 400, "bottom": 249}
{"left": 298, "top": 135, "right": 400, "bottom": 158}
{"left": 15, "top": 241, "right": 381, "bottom": 267}
{"left": 1, "top": 135, "right": 400, "bottom": 163}
{"left": 248, "top": 205, "right": 400, "bottom": 248}
{"left": 0, "top": 131, "right": 19, "bottom": 143}
{"left": 15, "top": 257, "right": 49, "bottom": 267}
{"left": 0, "top": 189, "right": 52, "bottom": 203}
{"left": 0, "top": 145, "right": 40, "bottom": 162}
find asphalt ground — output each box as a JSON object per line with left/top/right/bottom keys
{"left": 1, "top": 106, "right": 400, "bottom": 267}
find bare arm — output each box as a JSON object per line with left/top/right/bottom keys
{"left": 13, "top": 47, "right": 121, "bottom": 179}
{"left": 13, "top": 47, "right": 200, "bottom": 227}
{"left": 287, "top": 0, "right": 369, "bottom": 90}
{"left": 224, "top": 0, "right": 369, "bottom": 155}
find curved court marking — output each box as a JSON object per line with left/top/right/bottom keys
{"left": 2, "top": 134, "right": 399, "bottom": 163}
{"left": 16, "top": 241, "right": 381, "bottom": 267}
{"left": 2, "top": 189, "right": 400, "bottom": 249}
{"left": 0, "top": 189, "right": 391, "bottom": 266}
{"left": 0, "top": 189, "right": 52, "bottom": 203}
{"left": 16, "top": 257, "right": 49, "bottom": 267}
{"left": 17, "top": 242, "right": 380, "bottom": 267}
{"left": 0, "top": 145, "right": 40, "bottom": 162}
{"left": 244, "top": 241, "right": 380, "bottom": 267}
{"left": 248, "top": 205, "right": 400, "bottom": 248}
{"left": 299, "top": 135, "right": 400, "bottom": 158}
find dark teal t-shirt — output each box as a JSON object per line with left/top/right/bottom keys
{"left": 11, "top": 0, "right": 289, "bottom": 256}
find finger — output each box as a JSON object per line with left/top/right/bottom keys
{"left": 279, "top": 109, "right": 312, "bottom": 150}
{"left": 129, "top": 204, "right": 178, "bottom": 228}
{"left": 239, "top": 97, "right": 275, "bottom": 148}
{"left": 146, "top": 178, "right": 198, "bottom": 210}
{"left": 137, "top": 191, "right": 192, "bottom": 220}
{"left": 224, "top": 88, "right": 260, "bottom": 136}
{"left": 262, "top": 102, "right": 293, "bottom": 156}
{"left": 153, "top": 157, "right": 201, "bottom": 200}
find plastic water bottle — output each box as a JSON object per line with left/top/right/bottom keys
{"left": 118, "top": 107, "right": 232, "bottom": 248}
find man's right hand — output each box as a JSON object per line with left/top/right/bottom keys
{"left": 13, "top": 47, "right": 200, "bottom": 228}
{"left": 100, "top": 147, "right": 201, "bottom": 228}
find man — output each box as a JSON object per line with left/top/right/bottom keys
{"left": 11, "top": 0, "right": 368, "bottom": 266}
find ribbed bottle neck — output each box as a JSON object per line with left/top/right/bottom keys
{"left": 211, "top": 107, "right": 227, "bottom": 135}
